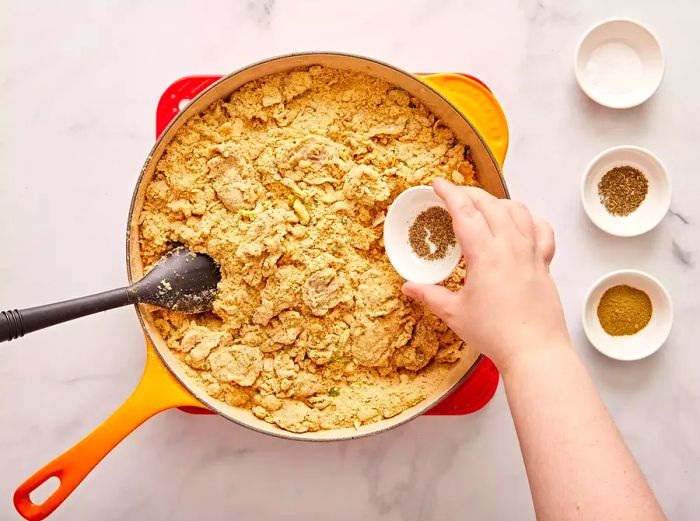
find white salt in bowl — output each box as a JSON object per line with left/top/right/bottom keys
{"left": 581, "top": 145, "right": 671, "bottom": 237}
{"left": 575, "top": 18, "right": 664, "bottom": 108}
{"left": 384, "top": 186, "right": 461, "bottom": 285}
{"left": 582, "top": 269, "right": 673, "bottom": 361}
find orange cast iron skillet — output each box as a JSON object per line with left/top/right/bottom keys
{"left": 14, "top": 53, "right": 509, "bottom": 520}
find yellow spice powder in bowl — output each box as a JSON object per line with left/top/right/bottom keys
{"left": 597, "top": 284, "right": 653, "bottom": 336}
{"left": 582, "top": 269, "right": 673, "bottom": 361}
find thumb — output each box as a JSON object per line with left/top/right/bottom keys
{"left": 402, "top": 282, "right": 458, "bottom": 323}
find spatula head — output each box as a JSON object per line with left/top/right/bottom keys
{"left": 133, "top": 247, "right": 221, "bottom": 313}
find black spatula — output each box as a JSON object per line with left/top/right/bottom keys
{"left": 0, "top": 247, "right": 220, "bottom": 342}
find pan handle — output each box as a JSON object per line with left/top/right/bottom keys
{"left": 14, "top": 342, "right": 206, "bottom": 521}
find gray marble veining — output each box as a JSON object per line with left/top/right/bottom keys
{"left": 1, "top": 0, "right": 698, "bottom": 519}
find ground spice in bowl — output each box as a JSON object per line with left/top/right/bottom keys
{"left": 598, "top": 165, "right": 649, "bottom": 216}
{"left": 597, "top": 284, "right": 653, "bottom": 336}
{"left": 408, "top": 206, "right": 456, "bottom": 260}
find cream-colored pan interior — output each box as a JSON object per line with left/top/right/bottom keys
{"left": 127, "top": 53, "right": 507, "bottom": 441}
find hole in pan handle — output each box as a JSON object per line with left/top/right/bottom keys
{"left": 13, "top": 343, "right": 205, "bottom": 520}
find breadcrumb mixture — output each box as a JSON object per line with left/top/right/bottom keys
{"left": 139, "top": 66, "right": 480, "bottom": 433}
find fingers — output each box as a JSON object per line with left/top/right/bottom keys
{"left": 432, "top": 178, "right": 492, "bottom": 260}
{"left": 534, "top": 218, "right": 555, "bottom": 265}
{"left": 469, "top": 191, "right": 517, "bottom": 238}
{"left": 402, "top": 282, "right": 459, "bottom": 323}
{"left": 433, "top": 178, "right": 523, "bottom": 242}
{"left": 503, "top": 200, "right": 535, "bottom": 239}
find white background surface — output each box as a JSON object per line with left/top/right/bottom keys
{"left": 1, "top": 0, "right": 698, "bottom": 519}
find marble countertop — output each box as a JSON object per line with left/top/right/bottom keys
{"left": 1, "top": 0, "right": 698, "bottom": 519}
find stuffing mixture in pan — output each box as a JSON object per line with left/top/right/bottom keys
{"left": 139, "top": 66, "right": 480, "bottom": 433}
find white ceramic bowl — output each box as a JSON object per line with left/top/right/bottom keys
{"left": 384, "top": 186, "right": 461, "bottom": 284}
{"left": 575, "top": 18, "right": 664, "bottom": 109}
{"left": 582, "top": 269, "right": 672, "bottom": 361}
{"left": 581, "top": 145, "right": 671, "bottom": 237}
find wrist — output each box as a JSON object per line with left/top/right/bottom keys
{"left": 497, "top": 339, "right": 575, "bottom": 382}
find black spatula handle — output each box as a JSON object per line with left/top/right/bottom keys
{"left": 1, "top": 287, "right": 134, "bottom": 342}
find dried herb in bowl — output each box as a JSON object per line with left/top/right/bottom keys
{"left": 598, "top": 165, "right": 648, "bottom": 216}
{"left": 408, "top": 206, "right": 456, "bottom": 260}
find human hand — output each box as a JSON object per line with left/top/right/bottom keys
{"left": 402, "top": 178, "right": 570, "bottom": 372}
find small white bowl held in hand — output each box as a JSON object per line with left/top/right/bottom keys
{"left": 582, "top": 269, "right": 673, "bottom": 361}
{"left": 384, "top": 186, "right": 461, "bottom": 285}
{"left": 575, "top": 18, "right": 664, "bottom": 109}
{"left": 581, "top": 145, "right": 671, "bottom": 237}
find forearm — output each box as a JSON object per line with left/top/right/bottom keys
{"left": 502, "top": 345, "right": 666, "bottom": 521}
